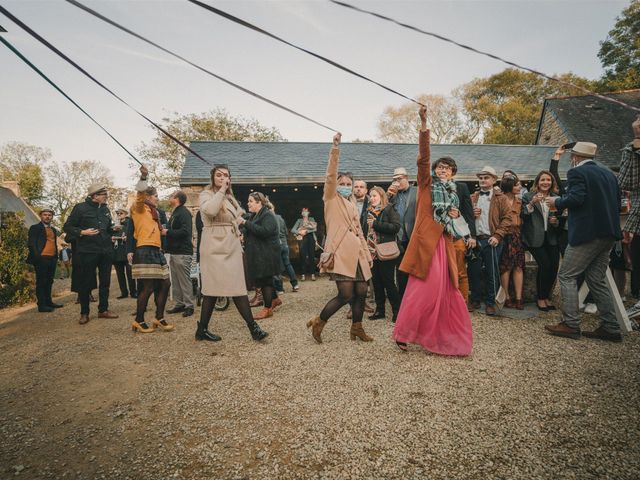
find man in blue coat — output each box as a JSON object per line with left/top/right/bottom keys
{"left": 545, "top": 142, "right": 623, "bottom": 342}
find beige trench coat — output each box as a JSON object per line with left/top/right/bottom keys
{"left": 322, "top": 147, "right": 372, "bottom": 280}
{"left": 199, "top": 187, "right": 247, "bottom": 297}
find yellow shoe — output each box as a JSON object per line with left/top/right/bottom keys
{"left": 152, "top": 319, "right": 175, "bottom": 332}
{"left": 131, "top": 321, "right": 154, "bottom": 333}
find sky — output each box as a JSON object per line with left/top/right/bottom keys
{"left": 0, "top": 0, "right": 629, "bottom": 187}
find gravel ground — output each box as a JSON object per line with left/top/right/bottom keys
{"left": 1, "top": 276, "right": 639, "bottom": 480}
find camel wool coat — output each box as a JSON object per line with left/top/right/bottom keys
{"left": 321, "top": 147, "right": 372, "bottom": 280}
{"left": 199, "top": 187, "right": 247, "bottom": 297}
{"left": 399, "top": 129, "right": 458, "bottom": 287}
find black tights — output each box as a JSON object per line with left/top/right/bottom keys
{"left": 136, "top": 278, "right": 170, "bottom": 322}
{"left": 320, "top": 281, "right": 368, "bottom": 323}
{"left": 199, "top": 295, "right": 254, "bottom": 329}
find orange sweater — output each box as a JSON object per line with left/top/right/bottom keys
{"left": 131, "top": 180, "right": 161, "bottom": 248}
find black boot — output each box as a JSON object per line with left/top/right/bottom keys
{"left": 246, "top": 319, "right": 268, "bottom": 341}
{"left": 195, "top": 321, "right": 222, "bottom": 342}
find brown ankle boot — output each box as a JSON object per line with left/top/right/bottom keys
{"left": 306, "top": 316, "right": 327, "bottom": 344}
{"left": 249, "top": 288, "right": 263, "bottom": 308}
{"left": 254, "top": 307, "right": 273, "bottom": 320}
{"left": 350, "top": 322, "right": 373, "bottom": 342}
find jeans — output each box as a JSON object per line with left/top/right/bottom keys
{"left": 299, "top": 235, "right": 316, "bottom": 275}
{"left": 468, "top": 238, "right": 503, "bottom": 306}
{"left": 274, "top": 244, "right": 298, "bottom": 291}
{"left": 371, "top": 258, "right": 400, "bottom": 315}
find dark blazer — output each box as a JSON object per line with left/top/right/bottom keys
{"left": 390, "top": 185, "right": 418, "bottom": 244}
{"left": 63, "top": 198, "right": 114, "bottom": 254}
{"left": 27, "top": 222, "right": 59, "bottom": 264}
{"left": 555, "top": 161, "right": 622, "bottom": 246}
{"left": 371, "top": 204, "right": 401, "bottom": 245}
{"left": 455, "top": 181, "right": 476, "bottom": 239}
{"left": 357, "top": 196, "right": 370, "bottom": 237}
{"left": 521, "top": 192, "right": 561, "bottom": 248}
{"left": 112, "top": 217, "right": 130, "bottom": 263}
{"left": 243, "top": 206, "right": 282, "bottom": 281}
{"left": 195, "top": 210, "right": 203, "bottom": 262}
{"left": 165, "top": 204, "right": 193, "bottom": 255}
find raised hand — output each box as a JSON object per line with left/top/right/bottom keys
{"left": 333, "top": 132, "right": 342, "bottom": 147}
{"left": 140, "top": 164, "right": 149, "bottom": 179}
{"left": 419, "top": 105, "right": 427, "bottom": 127}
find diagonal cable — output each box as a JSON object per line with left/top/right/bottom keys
{"left": 329, "top": 0, "right": 640, "bottom": 113}
{"left": 0, "top": 35, "right": 141, "bottom": 164}
{"left": 65, "top": 0, "right": 338, "bottom": 133}
{"left": 0, "top": 5, "right": 214, "bottom": 166}
{"left": 187, "top": 0, "right": 425, "bottom": 107}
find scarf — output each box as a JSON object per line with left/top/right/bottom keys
{"left": 431, "top": 175, "right": 464, "bottom": 239}
{"left": 366, "top": 204, "right": 383, "bottom": 258}
{"left": 144, "top": 200, "right": 163, "bottom": 231}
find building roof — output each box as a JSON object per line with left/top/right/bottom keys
{"left": 180, "top": 141, "right": 564, "bottom": 185}
{"left": 0, "top": 186, "right": 40, "bottom": 227}
{"left": 535, "top": 90, "right": 640, "bottom": 168}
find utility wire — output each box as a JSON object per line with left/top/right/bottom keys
{"left": 0, "top": 35, "right": 141, "bottom": 164}
{"left": 329, "top": 0, "right": 640, "bottom": 113}
{"left": 65, "top": 0, "right": 339, "bottom": 133}
{"left": 187, "top": 0, "right": 425, "bottom": 107}
{"left": 0, "top": 5, "right": 215, "bottom": 166}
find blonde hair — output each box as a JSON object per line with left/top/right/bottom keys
{"left": 369, "top": 186, "right": 389, "bottom": 208}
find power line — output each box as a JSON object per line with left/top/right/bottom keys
{"left": 329, "top": 0, "right": 640, "bottom": 114}
{"left": 187, "top": 0, "right": 425, "bottom": 107}
{"left": 0, "top": 35, "right": 141, "bottom": 165}
{"left": 65, "top": 0, "right": 339, "bottom": 133}
{"left": 0, "top": 5, "right": 215, "bottom": 166}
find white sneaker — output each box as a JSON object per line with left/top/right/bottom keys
{"left": 584, "top": 303, "right": 597, "bottom": 314}
{"left": 276, "top": 291, "right": 285, "bottom": 296}
{"left": 311, "top": 274, "right": 316, "bottom": 281}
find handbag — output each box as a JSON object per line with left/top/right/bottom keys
{"left": 374, "top": 241, "right": 400, "bottom": 261}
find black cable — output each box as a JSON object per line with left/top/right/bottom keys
{"left": 0, "top": 35, "right": 141, "bottom": 165}
{"left": 187, "top": 0, "right": 425, "bottom": 107}
{"left": 0, "top": 5, "right": 214, "bottom": 166}
{"left": 64, "top": 0, "right": 338, "bottom": 133}
{"left": 329, "top": 0, "right": 640, "bottom": 114}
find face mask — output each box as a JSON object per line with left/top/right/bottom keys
{"left": 302, "top": 211, "right": 309, "bottom": 217}
{"left": 337, "top": 186, "right": 352, "bottom": 198}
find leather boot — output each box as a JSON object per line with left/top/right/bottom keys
{"left": 195, "top": 315, "right": 221, "bottom": 342}
{"left": 254, "top": 307, "right": 273, "bottom": 320}
{"left": 249, "top": 288, "right": 263, "bottom": 308}
{"left": 245, "top": 319, "right": 268, "bottom": 341}
{"left": 306, "top": 315, "right": 327, "bottom": 344}
{"left": 350, "top": 322, "right": 373, "bottom": 342}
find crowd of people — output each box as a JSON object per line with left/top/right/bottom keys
{"left": 26, "top": 110, "right": 640, "bottom": 355}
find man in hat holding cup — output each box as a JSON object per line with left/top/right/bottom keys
{"left": 544, "top": 141, "right": 622, "bottom": 342}
{"left": 64, "top": 183, "right": 119, "bottom": 324}
{"left": 27, "top": 208, "right": 63, "bottom": 312}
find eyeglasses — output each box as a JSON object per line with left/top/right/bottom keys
{"left": 435, "top": 165, "right": 453, "bottom": 171}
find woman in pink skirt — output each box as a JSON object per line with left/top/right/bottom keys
{"left": 392, "top": 106, "right": 473, "bottom": 356}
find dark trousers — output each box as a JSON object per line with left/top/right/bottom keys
{"left": 299, "top": 235, "right": 316, "bottom": 275}
{"left": 396, "top": 242, "right": 409, "bottom": 299}
{"left": 372, "top": 258, "right": 400, "bottom": 314}
{"left": 528, "top": 236, "right": 560, "bottom": 300}
{"left": 274, "top": 244, "right": 298, "bottom": 291}
{"left": 34, "top": 255, "right": 57, "bottom": 307}
{"left": 114, "top": 261, "right": 136, "bottom": 296}
{"left": 631, "top": 236, "right": 640, "bottom": 296}
{"left": 468, "top": 239, "right": 503, "bottom": 306}
{"left": 76, "top": 252, "right": 112, "bottom": 314}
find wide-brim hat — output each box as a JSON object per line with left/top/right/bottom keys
{"left": 476, "top": 166, "right": 498, "bottom": 178}
{"left": 570, "top": 142, "right": 597, "bottom": 159}
{"left": 392, "top": 167, "right": 408, "bottom": 179}
{"left": 87, "top": 183, "right": 108, "bottom": 196}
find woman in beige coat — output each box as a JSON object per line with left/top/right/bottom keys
{"left": 307, "top": 133, "right": 374, "bottom": 344}
{"left": 196, "top": 165, "right": 268, "bottom": 342}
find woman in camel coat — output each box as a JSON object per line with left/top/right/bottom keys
{"left": 307, "top": 133, "right": 374, "bottom": 344}
{"left": 196, "top": 165, "right": 268, "bottom": 343}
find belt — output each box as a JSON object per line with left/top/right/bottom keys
{"left": 476, "top": 234, "right": 491, "bottom": 240}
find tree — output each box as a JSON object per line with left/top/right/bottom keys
{"left": 45, "top": 160, "right": 113, "bottom": 226}
{"left": 0, "top": 142, "right": 50, "bottom": 206}
{"left": 137, "top": 109, "right": 285, "bottom": 189}
{"left": 459, "top": 69, "right": 598, "bottom": 145}
{"left": 0, "top": 212, "right": 34, "bottom": 307}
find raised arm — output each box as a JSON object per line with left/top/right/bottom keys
{"left": 323, "top": 132, "right": 342, "bottom": 202}
{"left": 133, "top": 164, "right": 149, "bottom": 214}
{"left": 416, "top": 106, "right": 431, "bottom": 191}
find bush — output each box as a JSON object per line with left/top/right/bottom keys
{"left": 0, "top": 212, "right": 35, "bottom": 308}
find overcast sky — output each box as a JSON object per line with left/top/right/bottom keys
{"left": 0, "top": 0, "right": 628, "bottom": 187}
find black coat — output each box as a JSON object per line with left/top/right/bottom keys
{"left": 357, "top": 196, "right": 370, "bottom": 237}
{"left": 456, "top": 181, "right": 476, "bottom": 239}
{"left": 63, "top": 198, "right": 114, "bottom": 255}
{"left": 112, "top": 217, "right": 130, "bottom": 263}
{"left": 27, "top": 222, "right": 59, "bottom": 264}
{"left": 390, "top": 185, "right": 418, "bottom": 243}
{"left": 165, "top": 205, "right": 193, "bottom": 255}
{"left": 243, "top": 207, "right": 282, "bottom": 281}
{"left": 371, "top": 204, "right": 401, "bottom": 244}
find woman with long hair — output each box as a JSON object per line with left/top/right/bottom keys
{"left": 307, "top": 133, "right": 374, "bottom": 343}
{"left": 392, "top": 107, "right": 472, "bottom": 356}
{"left": 498, "top": 175, "right": 525, "bottom": 309}
{"left": 366, "top": 186, "right": 401, "bottom": 322}
{"left": 239, "top": 192, "right": 283, "bottom": 320}
{"left": 521, "top": 170, "right": 562, "bottom": 311}
{"left": 291, "top": 207, "right": 318, "bottom": 281}
{"left": 196, "top": 165, "right": 268, "bottom": 342}
{"left": 129, "top": 165, "right": 173, "bottom": 333}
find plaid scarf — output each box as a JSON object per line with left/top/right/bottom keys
{"left": 366, "top": 205, "right": 382, "bottom": 259}
{"left": 431, "top": 175, "right": 463, "bottom": 239}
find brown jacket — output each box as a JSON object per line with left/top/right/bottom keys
{"left": 399, "top": 129, "right": 458, "bottom": 286}
{"left": 469, "top": 188, "right": 513, "bottom": 242}
{"left": 321, "top": 147, "right": 372, "bottom": 280}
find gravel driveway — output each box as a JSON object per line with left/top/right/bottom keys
{"left": 1, "top": 276, "right": 639, "bottom": 479}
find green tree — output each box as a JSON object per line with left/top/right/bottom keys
{"left": 377, "top": 94, "right": 480, "bottom": 144}
{"left": 137, "top": 109, "right": 285, "bottom": 189}
{"left": 598, "top": 0, "right": 640, "bottom": 91}
{"left": 0, "top": 212, "right": 34, "bottom": 308}
{"left": 0, "top": 142, "right": 50, "bottom": 206}
{"left": 459, "top": 69, "right": 598, "bottom": 145}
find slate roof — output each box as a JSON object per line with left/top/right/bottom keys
{"left": 536, "top": 90, "right": 640, "bottom": 169}
{"left": 0, "top": 186, "right": 40, "bottom": 227}
{"left": 180, "top": 141, "right": 564, "bottom": 186}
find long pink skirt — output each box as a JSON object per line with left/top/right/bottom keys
{"left": 393, "top": 236, "right": 473, "bottom": 356}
